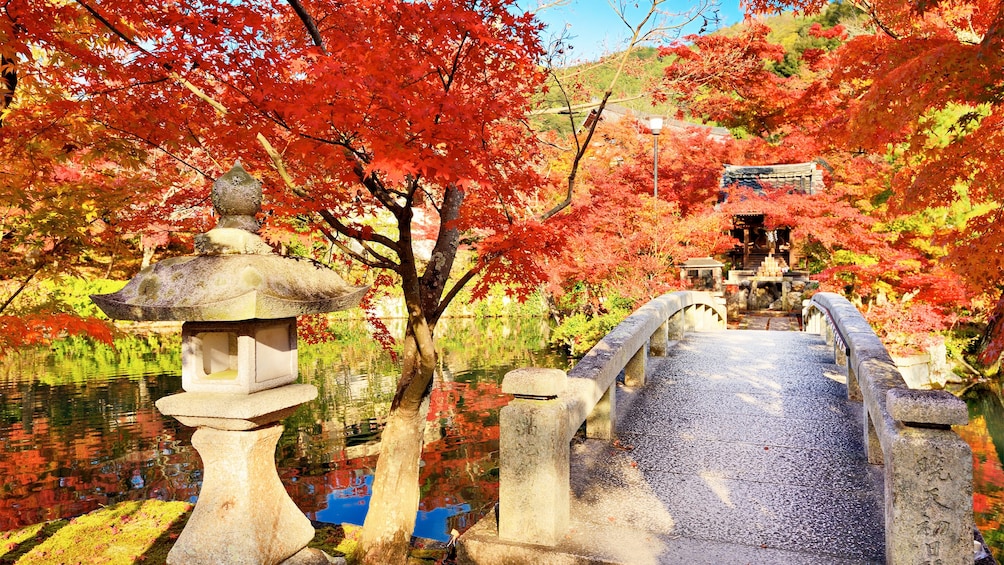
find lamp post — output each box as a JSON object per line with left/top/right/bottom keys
{"left": 650, "top": 116, "right": 663, "bottom": 198}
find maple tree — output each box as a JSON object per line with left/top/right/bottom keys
{"left": 658, "top": 0, "right": 1004, "bottom": 362}
{"left": 735, "top": 0, "right": 1004, "bottom": 364}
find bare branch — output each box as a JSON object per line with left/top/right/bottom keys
{"left": 257, "top": 133, "right": 309, "bottom": 198}
{"left": 540, "top": 0, "right": 680, "bottom": 220}
{"left": 315, "top": 218, "right": 399, "bottom": 271}
{"left": 530, "top": 94, "right": 644, "bottom": 116}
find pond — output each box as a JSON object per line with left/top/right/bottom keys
{"left": 1, "top": 319, "right": 1003, "bottom": 560}
{"left": 0, "top": 317, "right": 568, "bottom": 544}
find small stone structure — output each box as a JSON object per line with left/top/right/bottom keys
{"left": 678, "top": 256, "right": 723, "bottom": 292}
{"left": 459, "top": 291, "right": 726, "bottom": 562}
{"left": 804, "top": 293, "right": 978, "bottom": 565}
{"left": 92, "top": 163, "right": 366, "bottom": 565}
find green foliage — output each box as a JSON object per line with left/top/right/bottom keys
{"left": 534, "top": 47, "right": 674, "bottom": 135}
{"left": 831, "top": 249, "right": 878, "bottom": 266}
{"left": 816, "top": 1, "right": 867, "bottom": 28}
{"left": 918, "top": 103, "right": 992, "bottom": 149}
{"left": 2, "top": 333, "right": 181, "bottom": 385}
{"left": 35, "top": 277, "right": 127, "bottom": 319}
{"left": 800, "top": 239, "right": 832, "bottom": 274}
{"left": 443, "top": 286, "right": 549, "bottom": 318}
{"left": 945, "top": 325, "right": 981, "bottom": 364}
{"left": 549, "top": 307, "right": 631, "bottom": 357}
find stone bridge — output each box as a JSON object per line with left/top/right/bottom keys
{"left": 458, "top": 291, "right": 988, "bottom": 565}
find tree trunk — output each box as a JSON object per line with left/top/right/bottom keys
{"left": 977, "top": 289, "right": 1004, "bottom": 371}
{"left": 355, "top": 184, "right": 462, "bottom": 563}
{"left": 357, "top": 399, "right": 428, "bottom": 564}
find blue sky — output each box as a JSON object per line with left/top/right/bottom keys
{"left": 531, "top": 0, "right": 745, "bottom": 62}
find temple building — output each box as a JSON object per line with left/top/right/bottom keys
{"left": 720, "top": 161, "right": 825, "bottom": 276}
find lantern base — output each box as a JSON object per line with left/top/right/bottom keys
{"left": 167, "top": 424, "right": 314, "bottom": 565}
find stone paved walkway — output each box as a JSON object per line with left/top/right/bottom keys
{"left": 565, "top": 330, "right": 886, "bottom": 564}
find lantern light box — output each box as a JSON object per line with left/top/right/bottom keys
{"left": 181, "top": 318, "right": 298, "bottom": 394}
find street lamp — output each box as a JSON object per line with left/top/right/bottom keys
{"left": 650, "top": 116, "right": 663, "bottom": 198}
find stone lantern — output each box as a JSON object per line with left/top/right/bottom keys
{"left": 92, "top": 163, "right": 367, "bottom": 565}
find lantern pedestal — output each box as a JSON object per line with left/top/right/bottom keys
{"left": 157, "top": 385, "right": 327, "bottom": 565}
{"left": 168, "top": 424, "right": 312, "bottom": 565}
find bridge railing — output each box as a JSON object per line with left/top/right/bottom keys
{"left": 804, "top": 292, "right": 974, "bottom": 565}
{"left": 496, "top": 290, "right": 726, "bottom": 546}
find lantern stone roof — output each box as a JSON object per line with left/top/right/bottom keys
{"left": 92, "top": 162, "right": 368, "bottom": 322}
{"left": 92, "top": 254, "right": 368, "bottom": 321}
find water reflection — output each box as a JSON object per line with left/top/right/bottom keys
{"left": 0, "top": 317, "right": 566, "bottom": 542}
{"left": 961, "top": 382, "right": 1004, "bottom": 561}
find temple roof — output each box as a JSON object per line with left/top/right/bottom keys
{"left": 721, "top": 162, "right": 824, "bottom": 195}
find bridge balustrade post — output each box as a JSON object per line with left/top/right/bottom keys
{"left": 668, "top": 311, "right": 684, "bottom": 339}
{"left": 650, "top": 321, "right": 669, "bottom": 357}
{"left": 806, "top": 309, "right": 824, "bottom": 335}
{"left": 884, "top": 389, "right": 973, "bottom": 565}
{"left": 625, "top": 346, "right": 646, "bottom": 387}
{"left": 586, "top": 381, "right": 615, "bottom": 440}
{"left": 498, "top": 368, "right": 570, "bottom": 546}
{"left": 863, "top": 403, "right": 884, "bottom": 465}
{"left": 846, "top": 361, "right": 863, "bottom": 402}
{"left": 834, "top": 342, "right": 848, "bottom": 367}
{"left": 824, "top": 322, "right": 834, "bottom": 346}
{"left": 684, "top": 305, "right": 697, "bottom": 332}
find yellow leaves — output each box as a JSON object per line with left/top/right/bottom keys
{"left": 832, "top": 249, "right": 879, "bottom": 266}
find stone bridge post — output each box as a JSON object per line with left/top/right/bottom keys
{"left": 498, "top": 368, "right": 570, "bottom": 546}
{"left": 885, "top": 388, "right": 973, "bottom": 565}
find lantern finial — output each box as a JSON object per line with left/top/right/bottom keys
{"left": 211, "top": 161, "right": 262, "bottom": 233}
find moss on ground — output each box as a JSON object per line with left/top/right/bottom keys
{"left": 0, "top": 501, "right": 451, "bottom": 564}
{"left": 1, "top": 500, "right": 190, "bottom": 565}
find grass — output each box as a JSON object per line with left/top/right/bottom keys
{"left": 0, "top": 501, "right": 449, "bottom": 565}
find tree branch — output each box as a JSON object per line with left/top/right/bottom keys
{"left": 75, "top": 0, "right": 156, "bottom": 57}
{"left": 538, "top": 0, "right": 676, "bottom": 220}
{"left": 317, "top": 208, "right": 401, "bottom": 256}
{"left": 315, "top": 218, "right": 399, "bottom": 271}
{"left": 285, "top": 0, "right": 326, "bottom": 52}
{"left": 530, "top": 94, "right": 644, "bottom": 115}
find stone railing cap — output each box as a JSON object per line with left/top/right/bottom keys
{"left": 887, "top": 388, "right": 968, "bottom": 427}
{"left": 502, "top": 368, "right": 567, "bottom": 398}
